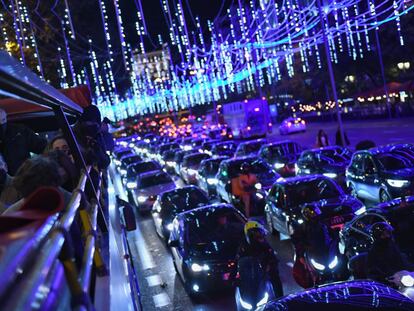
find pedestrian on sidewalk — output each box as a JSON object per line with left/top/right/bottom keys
{"left": 315, "top": 129, "right": 329, "bottom": 148}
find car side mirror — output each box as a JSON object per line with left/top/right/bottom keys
{"left": 168, "top": 239, "right": 179, "bottom": 248}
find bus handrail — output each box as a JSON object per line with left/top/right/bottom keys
{"left": 2, "top": 168, "right": 93, "bottom": 310}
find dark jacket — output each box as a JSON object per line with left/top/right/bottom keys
{"left": 0, "top": 124, "right": 47, "bottom": 175}
{"left": 367, "top": 239, "right": 411, "bottom": 282}
{"left": 292, "top": 220, "right": 333, "bottom": 257}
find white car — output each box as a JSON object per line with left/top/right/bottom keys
{"left": 279, "top": 117, "right": 306, "bottom": 135}
{"left": 133, "top": 171, "right": 176, "bottom": 214}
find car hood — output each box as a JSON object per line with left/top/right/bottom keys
{"left": 188, "top": 240, "right": 240, "bottom": 261}
{"left": 382, "top": 168, "right": 414, "bottom": 180}
{"left": 298, "top": 196, "right": 363, "bottom": 218}
{"left": 270, "top": 153, "right": 300, "bottom": 164}
{"left": 137, "top": 183, "right": 176, "bottom": 196}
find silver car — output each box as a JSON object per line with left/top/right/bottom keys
{"left": 133, "top": 171, "right": 176, "bottom": 214}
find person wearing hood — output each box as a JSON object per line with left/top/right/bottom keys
{"left": 0, "top": 108, "right": 47, "bottom": 175}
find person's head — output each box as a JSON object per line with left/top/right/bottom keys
{"left": 370, "top": 222, "right": 394, "bottom": 242}
{"left": 302, "top": 204, "right": 322, "bottom": 222}
{"left": 240, "top": 162, "right": 252, "bottom": 174}
{"left": 80, "top": 105, "right": 102, "bottom": 125}
{"left": 12, "top": 156, "right": 62, "bottom": 198}
{"left": 49, "top": 135, "right": 70, "bottom": 155}
{"left": 45, "top": 150, "right": 79, "bottom": 191}
{"left": 244, "top": 220, "right": 267, "bottom": 244}
{"left": 101, "top": 117, "right": 111, "bottom": 132}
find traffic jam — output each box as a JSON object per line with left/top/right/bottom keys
{"left": 112, "top": 109, "right": 414, "bottom": 310}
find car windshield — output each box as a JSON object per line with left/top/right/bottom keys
{"left": 243, "top": 142, "right": 263, "bottom": 154}
{"left": 204, "top": 161, "right": 221, "bottom": 175}
{"left": 316, "top": 148, "right": 351, "bottom": 164}
{"left": 285, "top": 178, "right": 342, "bottom": 206}
{"left": 186, "top": 208, "right": 244, "bottom": 244}
{"left": 163, "top": 189, "right": 208, "bottom": 212}
{"left": 268, "top": 142, "right": 301, "bottom": 157}
{"left": 122, "top": 155, "right": 142, "bottom": 164}
{"left": 162, "top": 150, "right": 177, "bottom": 161}
{"left": 184, "top": 154, "right": 210, "bottom": 167}
{"left": 227, "top": 159, "right": 274, "bottom": 178}
{"left": 215, "top": 142, "right": 236, "bottom": 152}
{"left": 140, "top": 173, "right": 172, "bottom": 188}
{"left": 130, "top": 162, "right": 159, "bottom": 174}
{"left": 375, "top": 150, "right": 414, "bottom": 170}
{"left": 160, "top": 143, "right": 179, "bottom": 153}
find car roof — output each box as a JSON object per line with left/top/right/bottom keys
{"left": 305, "top": 145, "right": 345, "bottom": 153}
{"left": 222, "top": 155, "right": 260, "bottom": 165}
{"left": 183, "top": 152, "right": 207, "bottom": 160}
{"left": 274, "top": 174, "right": 329, "bottom": 187}
{"left": 239, "top": 138, "right": 267, "bottom": 145}
{"left": 261, "top": 140, "right": 297, "bottom": 148}
{"left": 161, "top": 185, "right": 203, "bottom": 198}
{"left": 365, "top": 143, "right": 414, "bottom": 155}
{"left": 139, "top": 170, "right": 167, "bottom": 179}
{"left": 178, "top": 203, "right": 237, "bottom": 219}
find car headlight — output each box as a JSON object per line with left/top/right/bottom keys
{"left": 274, "top": 163, "right": 285, "bottom": 169}
{"left": 166, "top": 223, "right": 174, "bottom": 231}
{"left": 239, "top": 296, "right": 253, "bottom": 310}
{"left": 355, "top": 206, "right": 366, "bottom": 215}
{"left": 166, "top": 161, "right": 175, "bottom": 167}
{"left": 255, "top": 192, "right": 264, "bottom": 199}
{"left": 126, "top": 181, "right": 137, "bottom": 189}
{"left": 191, "top": 263, "right": 210, "bottom": 272}
{"left": 137, "top": 196, "right": 148, "bottom": 203}
{"left": 323, "top": 172, "right": 337, "bottom": 178}
{"left": 255, "top": 183, "right": 262, "bottom": 190}
{"left": 387, "top": 179, "right": 410, "bottom": 188}
{"left": 188, "top": 169, "right": 197, "bottom": 175}
{"left": 183, "top": 145, "right": 192, "bottom": 151}
{"left": 120, "top": 169, "right": 127, "bottom": 175}
{"left": 328, "top": 256, "right": 338, "bottom": 269}
{"left": 297, "top": 218, "right": 304, "bottom": 225}
{"left": 207, "top": 178, "right": 218, "bottom": 185}
{"left": 401, "top": 274, "right": 414, "bottom": 287}
{"left": 257, "top": 292, "right": 269, "bottom": 307}
{"left": 310, "top": 258, "right": 325, "bottom": 271}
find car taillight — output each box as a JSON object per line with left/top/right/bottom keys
{"left": 287, "top": 122, "right": 292, "bottom": 127}
{"left": 301, "top": 120, "right": 306, "bottom": 124}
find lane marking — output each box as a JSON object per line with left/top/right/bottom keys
{"left": 153, "top": 293, "right": 171, "bottom": 308}
{"left": 286, "top": 262, "right": 294, "bottom": 268}
{"left": 146, "top": 274, "right": 162, "bottom": 287}
{"left": 133, "top": 223, "right": 156, "bottom": 270}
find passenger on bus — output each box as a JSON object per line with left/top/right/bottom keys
{"left": 0, "top": 156, "right": 71, "bottom": 214}
{"left": 73, "top": 105, "right": 110, "bottom": 170}
{"left": 101, "top": 117, "right": 115, "bottom": 152}
{"left": 46, "top": 135, "right": 74, "bottom": 162}
{"left": 0, "top": 109, "right": 47, "bottom": 176}
{"left": 0, "top": 154, "right": 11, "bottom": 194}
{"left": 45, "top": 150, "right": 79, "bottom": 192}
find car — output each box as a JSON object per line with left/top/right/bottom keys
{"left": 296, "top": 146, "right": 352, "bottom": 187}
{"left": 259, "top": 141, "right": 302, "bottom": 177}
{"left": 155, "top": 142, "right": 180, "bottom": 162}
{"left": 196, "top": 156, "right": 229, "bottom": 196}
{"left": 124, "top": 160, "right": 162, "bottom": 189}
{"left": 168, "top": 204, "right": 246, "bottom": 295}
{"left": 113, "top": 148, "right": 134, "bottom": 166}
{"left": 161, "top": 149, "right": 181, "bottom": 174}
{"left": 265, "top": 175, "right": 364, "bottom": 239}
{"left": 180, "top": 153, "right": 211, "bottom": 184}
{"left": 173, "top": 150, "right": 200, "bottom": 176}
{"left": 152, "top": 186, "right": 209, "bottom": 240}
{"left": 118, "top": 154, "right": 143, "bottom": 176}
{"left": 279, "top": 117, "right": 306, "bottom": 135}
{"left": 211, "top": 141, "right": 237, "bottom": 157}
{"left": 264, "top": 280, "right": 414, "bottom": 310}
{"left": 133, "top": 171, "right": 176, "bottom": 213}
{"left": 199, "top": 139, "right": 221, "bottom": 155}
{"left": 216, "top": 156, "right": 280, "bottom": 204}
{"left": 235, "top": 139, "right": 268, "bottom": 157}
{"left": 346, "top": 144, "right": 414, "bottom": 203}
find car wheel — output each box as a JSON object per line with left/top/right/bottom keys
{"left": 380, "top": 189, "right": 391, "bottom": 203}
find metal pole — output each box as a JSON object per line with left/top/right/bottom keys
{"left": 375, "top": 29, "right": 392, "bottom": 119}
{"left": 316, "top": 0, "right": 345, "bottom": 146}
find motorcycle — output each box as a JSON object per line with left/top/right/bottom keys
{"left": 235, "top": 257, "right": 275, "bottom": 311}
{"left": 304, "top": 238, "right": 349, "bottom": 286}
{"left": 388, "top": 270, "right": 414, "bottom": 301}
